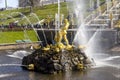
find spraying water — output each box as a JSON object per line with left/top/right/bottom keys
{"left": 97, "top": 0, "right": 101, "bottom": 15}
{"left": 69, "top": 0, "right": 120, "bottom": 70}
{"left": 71, "top": 0, "right": 90, "bottom": 54}
{"left": 90, "top": 0, "right": 94, "bottom": 10}
{"left": 106, "top": 0, "right": 110, "bottom": 11}
{"left": 57, "top": 0, "right": 60, "bottom": 30}
{"left": 10, "top": 12, "right": 43, "bottom": 46}
{"left": 30, "top": 13, "right": 48, "bottom": 45}
{"left": 10, "top": 12, "right": 31, "bottom": 41}
{"left": 0, "top": 14, "right": 16, "bottom": 22}
{"left": 54, "top": 0, "right": 61, "bottom": 41}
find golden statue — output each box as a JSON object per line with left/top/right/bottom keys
{"left": 109, "top": 12, "right": 113, "bottom": 21}
{"left": 109, "top": 11, "right": 114, "bottom": 28}
{"left": 54, "top": 19, "right": 72, "bottom": 50}
{"left": 42, "top": 19, "right": 72, "bottom": 52}
{"left": 112, "top": 0, "right": 115, "bottom": 6}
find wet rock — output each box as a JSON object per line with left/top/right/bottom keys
{"left": 54, "top": 63, "right": 62, "bottom": 71}
{"left": 22, "top": 47, "right": 92, "bottom": 74}
{"left": 83, "top": 58, "right": 92, "bottom": 64}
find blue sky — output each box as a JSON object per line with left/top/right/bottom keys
{"left": 0, "top": 0, "right": 18, "bottom": 8}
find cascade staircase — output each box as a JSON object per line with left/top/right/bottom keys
{"left": 85, "top": 1, "right": 120, "bottom": 29}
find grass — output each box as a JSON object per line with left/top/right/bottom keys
{"left": 0, "top": 1, "right": 108, "bottom": 25}
{"left": 0, "top": 2, "right": 68, "bottom": 25}
{"left": 0, "top": 30, "right": 38, "bottom": 44}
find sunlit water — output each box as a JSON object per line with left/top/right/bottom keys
{"left": 0, "top": 50, "right": 119, "bottom": 80}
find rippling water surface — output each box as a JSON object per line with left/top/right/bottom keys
{"left": 0, "top": 50, "right": 119, "bottom": 80}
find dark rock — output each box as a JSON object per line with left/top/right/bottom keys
{"left": 54, "top": 63, "right": 62, "bottom": 71}
{"left": 22, "top": 47, "right": 92, "bottom": 74}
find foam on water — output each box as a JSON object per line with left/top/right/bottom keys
{"left": 100, "top": 56, "right": 120, "bottom": 61}
{"left": 114, "top": 74, "right": 120, "bottom": 78}
{"left": 7, "top": 50, "right": 31, "bottom": 59}
{"left": 93, "top": 60, "right": 120, "bottom": 69}
{"left": 0, "top": 73, "right": 15, "bottom": 78}
{"left": 92, "top": 55, "right": 120, "bottom": 69}
{"left": 0, "top": 64, "right": 23, "bottom": 67}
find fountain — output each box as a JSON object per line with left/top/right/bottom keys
{"left": 22, "top": 19, "right": 92, "bottom": 73}
{"left": 82, "top": 0, "right": 120, "bottom": 72}
{"left": 21, "top": 0, "right": 120, "bottom": 74}
{"left": 67, "top": 0, "right": 120, "bottom": 72}
{"left": 0, "top": 0, "right": 119, "bottom": 79}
